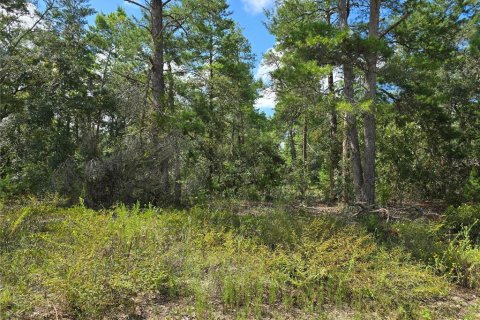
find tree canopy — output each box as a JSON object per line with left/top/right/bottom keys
{"left": 0, "top": 0, "right": 478, "bottom": 206}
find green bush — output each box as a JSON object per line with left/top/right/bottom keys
{"left": 464, "top": 169, "right": 480, "bottom": 203}
{"left": 434, "top": 227, "right": 480, "bottom": 289}
{"left": 358, "top": 207, "right": 480, "bottom": 290}
{"left": 444, "top": 204, "right": 480, "bottom": 244}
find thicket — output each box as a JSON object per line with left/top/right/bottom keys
{"left": 1, "top": 0, "right": 479, "bottom": 207}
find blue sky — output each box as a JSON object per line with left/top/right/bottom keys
{"left": 88, "top": 0, "right": 276, "bottom": 115}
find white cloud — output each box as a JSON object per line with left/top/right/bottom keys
{"left": 254, "top": 53, "right": 277, "bottom": 110}
{"left": 254, "top": 61, "right": 274, "bottom": 85}
{"left": 0, "top": 3, "right": 39, "bottom": 29}
{"left": 241, "top": 0, "right": 274, "bottom": 15}
{"left": 255, "top": 88, "right": 276, "bottom": 110}
{"left": 19, "top": 4, "right": 38, "bottom": 29}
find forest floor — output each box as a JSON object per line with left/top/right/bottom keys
{"left": 1, "top": 199, "right": 479, "bottom": 319}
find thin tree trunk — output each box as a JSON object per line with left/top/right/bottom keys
{"left": 150, "top": 0, "right": 169, "bottom": 197}
{"left": 346, "top": 112, "right": 363, "bottom": 202}
{"left": 151, "top": 0, "right": 166, "bottom": 114}
{"left": 327, "top": 47, "right": 339, "bottom": 200}
{"left": 289, "top": 126, "right": 297, "bottom": 163}
{"left": 74, "top": 118, "right": 79, "bottom": 142}
{"left": 302, "top": 115, "right": 308, "bottom": 167}
{"left": 238, "top": 113, "right": 244, "bottom": 145}
{"left": 339, "top": 0, "right": 364, "bottom": 202}
{"left": 174, "top": 138, "right": 181, "bottom": 205}
{"left": 208, "top": 35, "right": 214, "bottom": 112}
{"left": 230, "top": 125, "right": 235, "bottom": 156}
{"left": 324, "top": 9, "right": 341, "bottom": 202}
{"left": 302, "top": 114, "right": 308, "bottom": 197}
{"left": 95, "top": 113, "right": 101, "bottom": 157}
{"left": 167, "top": 62, "right": 175, "bottom": 112}
{"left": 342, "top": 115, "right": 350, "bottom": 203}
{"left": 205, "top": 37, "right": 217, "bottom": 190}
{"left": 167, "top": 62, "right": 181, "bottom": 204}
{"left": 362, "top": 0, "right": 380, "bottom": 205}
{"left": 140, "top": 69, "right": 151, "bottom": 145}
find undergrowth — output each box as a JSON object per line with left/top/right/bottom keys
{"left": 0, "top": 199, "right": 475, "bottom": 319}
{"left": 359, "top": 204, "right": 480, "bottom": 291}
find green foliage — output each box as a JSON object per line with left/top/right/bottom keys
{"left": 435, "top": 227, "right": 480, "bottom": 289}
{"left": 358, "top": 206, "right": 480, "bottom": 290}
{"left": 0, "top": 0, "right": 285, "bottom": 206}
{"left": 464, "top": 169, "right": 480, "bottom": 203}
{"left": 0, "top": 202, "right": 459, "bottom": 319}
{"left": 2, "top": 0, "right": 478, "bottom": 206}
{"left": 444, "top": 204, "right": 480, "bottom": 244}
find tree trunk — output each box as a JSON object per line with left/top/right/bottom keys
{"left": 326, "top": 10, "right": 340, "bottom": 202}
{"left": 174, "top": 138, "right": 182, "bottom": 205}
{"left": 302, "top": 114, "right": 308, "bottom": 197}
{"left": 140, "top": 69, "right": 151, "bottom": 145}
{"left": 339, "top": 0, "right": 364, "bottom": 202}
{"left": 230, "top": 125, "right": 235, "bottom": 156}
{"left": 167, "top": 62, "right": 181, "bottom": 204}
{"left": 362, "top": 0, "right": 380, "bottom": 205}
{"left": 150, "top": 0, "right": 169, "bottom": 198}
{"left": 151, "top": 0, "right": 166, "bottom": 114}
{"left": 302, "top": 115, "right": 308, "bottom": 167}
{"left": 289, "top": 126, "right": 297, "bottom": 163}
{"left": 238, "top": 112, "right": 244, "bottom": 145}
{"left": 167, "top": 62, "right": 175, "bottom": 112}
{"left": 208, "top": 35, "right": 214, "bottom": 112}
{"left": 346, "top": 112, "right": 363, "bottom": 202}
{"left": 341, "top": 116, "right": 350, "bottom": 203}
{"left": 327, "top": 68, "right": 340, "bottom": 201}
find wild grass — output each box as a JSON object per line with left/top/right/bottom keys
{"left": 360, "top": 205, "right": 480, "bottom": 291}
{"left": 0, "top": 199, "right": 476, "bottom": 319}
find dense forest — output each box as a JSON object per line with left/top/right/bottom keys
{"left": 1, "top": 0, "right": 480, "bottom": 319}
{"left": 2, "top": 0, "right": 477, "bottom": 207}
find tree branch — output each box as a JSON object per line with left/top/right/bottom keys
{"left": 112, "top": 70, "right": 146, "bottom": 85}
{"left": 164, "top": 14, "right": 188, "bottom": 35}
{"left": 379, "top": 88, "right": 399, "bottom": 101}
{"left": 8, "top": 1, "right": 55, "bottom": 54}
{"left": 124, "top": 0, "right": 148, "bottom": 11}
{"left": 379, "top": 12, "right": 411, "bottom": 39}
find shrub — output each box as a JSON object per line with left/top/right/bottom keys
{"left": 0, "top": 202, "right": 455, "bottom": 319}
{"left": 464, "top": 169, "right": 480, "bottom": 203}
{"left": 444, "top": 204, "right": 480, "bottom": 244}
{"left": 434, "top": 227, "right": 480, "bottom": 289}
{"left": 359, "top": 208, "right": 480, "bottom": 290}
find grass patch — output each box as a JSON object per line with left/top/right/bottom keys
{"left": 0, "top": 200, "right": 459, "bottom": 319}
{"left": 359, "top": 206, "right": 480, "bottom": 291}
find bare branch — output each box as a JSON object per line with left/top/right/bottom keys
{"left": 112, "top": 70, "right": 146, "bottom": 86}
{"left": 379, "top": 12, "right": 411, "bottom": 39}
{"left": 8, "top": 1, "right": 55, "bottom": 54}
{"left": 379, "top": 88, "right": 399, "bottom": 101}
{"left": 125, "top": 0, "right": 149, "bottom": 11}
{"left": 164, "top": 14, "right": 188, "bottom": 35}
